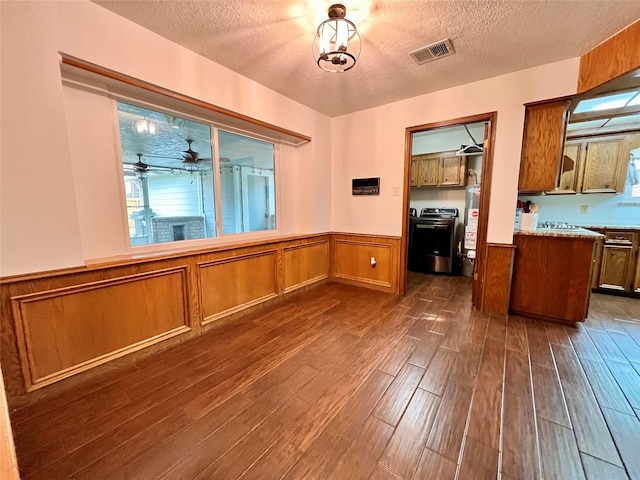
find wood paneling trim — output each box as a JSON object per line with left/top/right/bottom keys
{"left": 0, "top": 233, "right": 330, "bottom": 284}
{"left": 331, "top": 235, "right": 401, "bottom": 293}
{"left": 2, "top": 235, "right": 330, "bottom": 405}
{"left": 60, "top": 54, "right": 311, "bottom": 146}
{"left": 198, "top": 250, "right": 278, "bottom": 325}
{"left": 282, "top": 241, "right": 330, "bottom": 294}
{"left": 334, "top": 241, "right": 393, "bottom": 288}
{"left": 474, "top": 116, "right": 498, "bottom": 308}
{"left": 11, "top": 267, "right": 191, "bottom": 391}
{"left": 577, "top": 20, "right": 640, "bottom": 93}
{"left": 480, "top": 243, "right": 516, "bottom": 315}
{"left": 201, "top": 293, "right": 279, "bottom": 325}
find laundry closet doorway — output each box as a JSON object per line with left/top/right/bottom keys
{"left": 400, "top": 112, "right": 498, "bottom": 310}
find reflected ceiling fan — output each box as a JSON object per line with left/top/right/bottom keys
{"left": 180, "top": 139, "right": 213, "bottom": 171}
{"left": 123, "top": 153, "right": 176, "bottom": 178}
{"left": 144, "top": 139, "right": 213, "bottom": 171}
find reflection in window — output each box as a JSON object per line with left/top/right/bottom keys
{"left": 218, "top": 130, "right": 276, "bottom": 234}
{"left": 117, "top": 103, "right": 278, "bottom": 247}
{"left": 574, "top": 91, "right": 639, "bottom": 113}
{"left": 628, "top": 147, "right": 640, "bottom": 198}
{"left": 117, "top": 102, "right": 215, "bottom": 246}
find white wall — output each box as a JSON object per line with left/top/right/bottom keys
{"left": 331, "top": 59, "right": 581, "bottom": 243}
{"left": 0, "top": 1, "right": 586, "bottom": 276}
{"left": 148, "top": 174, "right": 201, "bottom": 217}
{"left": 519, "top": 193, "right": 640, "bottom": 227}
{"left": 412, "top": 124, "right": 485, "bottom": 155}
{"left": 0, "top": 0, "right": 331, "bottom": 276}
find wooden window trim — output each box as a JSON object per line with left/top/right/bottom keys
{"left": 59, "top": 53, "right": 311, "bottom": 147}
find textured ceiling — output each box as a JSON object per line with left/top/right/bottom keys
{"left": 94, "top": 0, "right": 640, "bottom": 117}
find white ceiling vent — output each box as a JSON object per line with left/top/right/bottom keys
{"left": 409, "top": 39, "right": 455, "bottom": 65}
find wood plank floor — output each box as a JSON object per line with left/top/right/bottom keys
{"left": 8, "top": 272, "right": 640, "bottom": 479}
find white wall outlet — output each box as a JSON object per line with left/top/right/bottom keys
{"left": 580, "top": 205, "right": 588, "bottom": 214}
{"left": 392, "top": 186, "right": 400, "bottom": 196}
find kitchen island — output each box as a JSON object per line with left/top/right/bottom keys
{"left": 510, "top": 228, "right": 604, "bottom": 323}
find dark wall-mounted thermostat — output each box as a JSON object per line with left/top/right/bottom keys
{"left": 352, "top": 177, "right": 380, "bottom": 195}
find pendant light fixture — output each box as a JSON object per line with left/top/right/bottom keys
{"left": 313, "top": 4, "right": 361, "bottom": 73}
{"left": 131, "top": 117, "right": 157, "bottom": 135}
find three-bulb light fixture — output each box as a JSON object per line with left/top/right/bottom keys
{"left": 131, "top": 117, "right": 157, "bottom": 135}
{"left": 313, "top": 4, "right": 361, "bottom": 72}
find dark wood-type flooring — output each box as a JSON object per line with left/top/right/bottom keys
{"left": 8, "top": 273, "right": 640, "bottom": 479}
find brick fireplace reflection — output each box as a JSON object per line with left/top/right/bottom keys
{"left": 151, "top": 216, "right": 205, "bottom": 243}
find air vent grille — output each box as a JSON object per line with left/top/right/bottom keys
{"left": 409, "top": 39, "right": 455, "bottom": 65}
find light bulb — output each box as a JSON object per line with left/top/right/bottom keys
{"left": 319, "top": 25, "right": 330, "bottom": 54}
{"left": 336, "top": 20, "right": 348, "bottom": 50}
{"left": 132, "top": 118, "right": 157, "bottom": 136}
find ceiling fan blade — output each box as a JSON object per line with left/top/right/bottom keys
{"left": 140, "top": 153, "right": 183, "bottom": 161}
{"left": 124, "top": 161, "right": 176, "bottom": 172}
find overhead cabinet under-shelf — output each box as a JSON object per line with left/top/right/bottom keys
{"left": 411, "top": 151, "right": 467, "bottom": 188}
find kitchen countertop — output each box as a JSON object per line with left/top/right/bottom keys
{"left": 575, "top": 225, "right": 640, "bottom": 231}
{"left": 514, "top": 227, "right": 605, "bottom": 239}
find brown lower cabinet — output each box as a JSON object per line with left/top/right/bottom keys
{"left": 510, "top": 233, "right": 599, "bottom": 323}
{"left": 590, "top": 228, "right": 639, "bottom": 295}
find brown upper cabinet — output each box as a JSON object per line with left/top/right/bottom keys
{"left": 412, "top": 153, "right": 440, "bottom": 187}
{"left": 411, "top": 151, "right": 467, "bottom": 188}
{"left": 579, "top": 136, "right": 627, "bottom": 193}
{"left": 552, "top": 134, "right": 634, "bottom": 194}
{"left": 518, "top": 98, "right": 571, "bottom": 192}
{"left": 556, "top": 142, "right": 581, "bottom": 193}
{"left": 519, "top": 88, "right": 639, "bottom": 195}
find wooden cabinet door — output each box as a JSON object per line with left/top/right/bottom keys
{"left": 419, "top": 155, "right": 440, "bottom": 186}
{"left": 440, "top": 155, "right": 467, "bottom": 186}
{"left": 410, "top": 158, "right": 421, "bottom": 187}
{"left": 557, "top": 142, "right": 581, "bottom": 192}
{"left": 633, "top": 254, "right": 640, "bottom": 294}
{"left": 634, "top": 254, "right": 640, "bottom": 293}
{"left": 582, "top": 137, "right": 625, "bottom": 193}
{"left": 518, "top": 99, "right": 570, "bottom": 192}
{"left": 591, "top": 237, "right": 604, "bottom": 289}
{"left": 599, "top": 245, "right": 632, "bottom": 291}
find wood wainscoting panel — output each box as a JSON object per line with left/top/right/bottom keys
{"left": 479, "top": 243, "right": 515, "bottom": 315}
{"left": 199, "top": 251, "right": 278, "bottom": 324}
{"left": 283, "top": 241, "right": 329, "bottom": 293}
{"left": 577, "top": 20, "right": 640, "bottom": 93}
{"left": 11, "top": 267, "right": 190, "bottom": 391}
{"left": 332, "top": 234, "right": 401, "bottom": 293}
